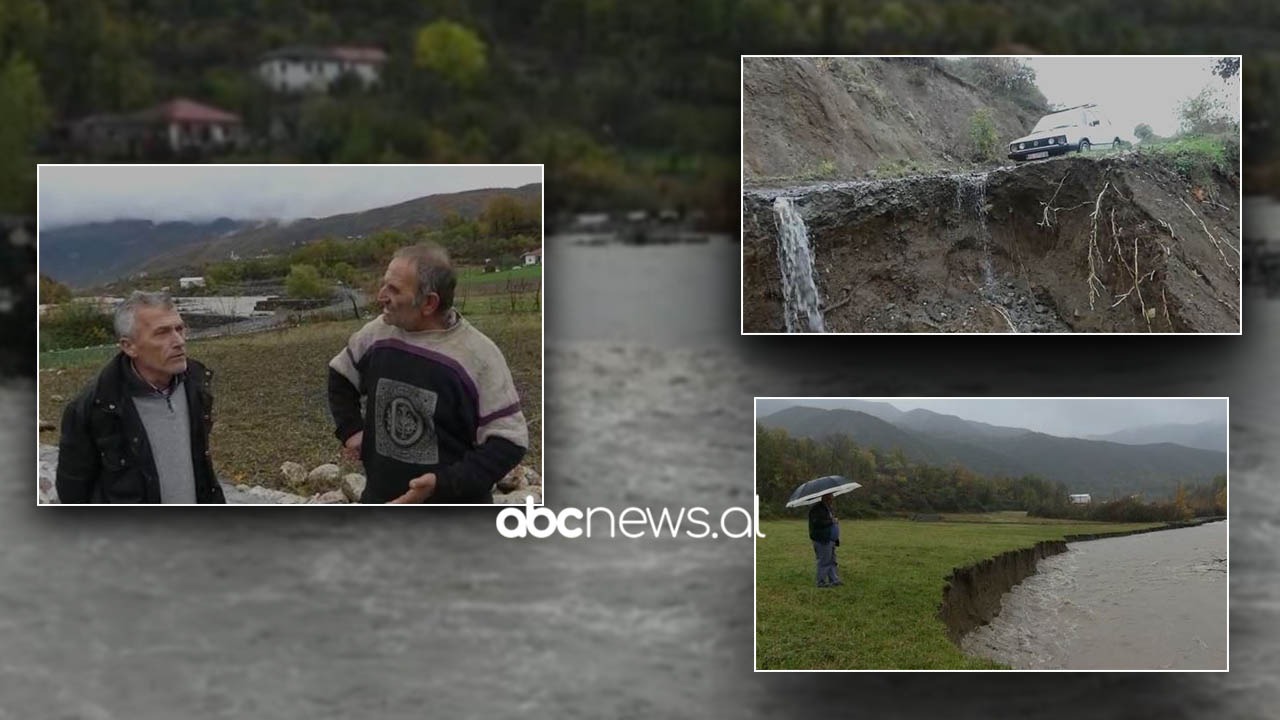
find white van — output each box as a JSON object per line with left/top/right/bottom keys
{"left": 1008, "top": 104, "right": 1123, "bottom": 161}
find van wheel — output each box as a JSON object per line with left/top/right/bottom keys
{"left": 1079, "top": 139, "right": 1091, "bottom": 153}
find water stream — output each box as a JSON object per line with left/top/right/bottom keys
{"left": 772, "top": 197, "right": 826, "bottom": 333}
{"left": 961, "top": 522, "right": 1228, "bottom": 669}
{"left": 956, "top": 173, "right": 996, "bottom": 292}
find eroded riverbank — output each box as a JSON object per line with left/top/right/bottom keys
{"left": 942, "top": 520, "right": 1227, "bottom": 669}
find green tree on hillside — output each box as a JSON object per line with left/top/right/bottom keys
{"left": 285, "top": 264, "right": 329, "bottom": 299}
{"left": 968, "top": 108, "right": 998, "bottom": 161}
{"left": 0, "top": 54, "right": 48, "bottom": 213}
{"left": 39, "top": 274, "right": 72, "bottom": 304}
{"left": 414, "top": 20, "right": 488, "bottom": 89}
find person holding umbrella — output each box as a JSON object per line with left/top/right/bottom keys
{"left": 787, "top": 475, "right": 861, "bottom": 588}
{"left": 809, "top": 494, "right": 841, "bottom": 587}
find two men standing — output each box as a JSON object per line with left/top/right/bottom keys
{"left": 55, "top": 243, "right": 527, "bottom": 505}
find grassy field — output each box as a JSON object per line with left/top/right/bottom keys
{"left": 457, "top": 264, "right": 541, "bottom": 285}
{"left": 38, "top": 311, "right": 542, "bottom": 494}
{"left": 756, "top": 514, "right": 1161, "bottom": 670}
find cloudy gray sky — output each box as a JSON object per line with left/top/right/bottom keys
{"left": 38, "top": 165, "right": 543, "bottom": 228}
{"left": 1023, "top": 56, "right": 1240, "bottom": 140}
{"left": 760, "top": 398, "right": 1227, "bottom": 437}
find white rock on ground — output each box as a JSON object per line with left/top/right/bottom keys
{"left": 342, "top": 473, "right": 366, "bottom": 502}
{"left": 493, "top": 486, "right": 542, "bottom": 505}
{"left": 306, "top": 463, "right": 341, "bottom": 485}
{"left": 280, "top": 461, "right": 306, "bottom": 486}
{"left": 38, "top": 445, "right": 60, "bottom": 504}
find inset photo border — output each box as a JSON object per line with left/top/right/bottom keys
{"left": 37, "top": 163, "right": 544, "bottom": 507}
{"left": 754, "top": 396, "right": 1228, "bottom": 670}
{"left": 741, "top": 55, "right": 1243, "bottom": 335}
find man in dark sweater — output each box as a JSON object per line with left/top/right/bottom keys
{"left": 328, "top": 243, "right": 528, "bottom": 503}
{"left": 808, "top": 493, "right": 842, "bottom": 587}
{"left": 55, "top": 292, "right": 225, "bottom": 504}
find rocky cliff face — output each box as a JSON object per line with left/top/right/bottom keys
{"left": 744, "top": 155, "right": 1240, "bottom": 333}
{"left": 742, "top": 57, "right": 1044, "bottom": 181}
{"left": 937, "top": 540, "right": 1069, "bottom": 645}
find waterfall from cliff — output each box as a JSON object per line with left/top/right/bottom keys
{"left": 772, "top": 196, "right": 826, "bottom": 333}
{"left": 957, "top": 173, "right": 995, "bottom": 291}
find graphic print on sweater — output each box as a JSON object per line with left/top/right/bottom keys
{"left": 374, "top": 377, "right": 438, "bottom": 464}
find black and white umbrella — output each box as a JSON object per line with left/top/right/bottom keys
{"left": 785, "top": 475, "right": 862, "bottom": 508}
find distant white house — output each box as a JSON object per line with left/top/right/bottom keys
{"left": 179, "top": 276, "right": 207, "bottom": 289}
{"left": 522, "top": 248, "right": 542, "bottom": 266}
{"left": 1069, "top": 493, "right": 1092, "bottom": 505}
{"left": 573, "top": 212, "right": 610, "bottom": 229}
{"left": 256, "top": 46, "right": 388, "bottom": 93}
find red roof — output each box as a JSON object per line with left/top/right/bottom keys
{"left": 524, "top": 248, "right": 542, "bottom": 257}
{"left": 137, "top": 98, "right": 241, "bottom": 124}
{"left": 329, "top": 46, "right": 388, "bottom": 64}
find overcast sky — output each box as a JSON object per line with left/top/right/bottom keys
{"left": 762, "top": 398, "right": 1227, "bottom": 437}
{"left": 38, "top": 165, "right": 543, "bottom": 228}
{"left": 1023, "top": 56, "right": 1240, "bottom": 141}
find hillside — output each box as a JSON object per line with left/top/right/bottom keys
{"left": 40, "top": 218, "right": 252, "bottom": 288}
{"left": 1086, "top": 421, "right": 1228, "bottom": 453}
{"left": 743, "top": 57, "right": 1048, "bottom": 181}
{"left": 140, "top": 183, "right": 542, "bottom": 275}
{"left": 758, "top": 406, "right": 1226, "bottom": 499}
{"left": 40, "top": 184, "right": 541, "bottom": 288}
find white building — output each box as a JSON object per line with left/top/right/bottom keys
{"left": 1069, "top": 493, "right": 1092, "bottom": 505}
{"left": 179, "top": 276, "right": 207, "bottom": 289}
{"left": 257, "top": 46, "right": 388, "bottom": 93}
{"left": 522, "top": 248, "right": 542, "bottom": 265}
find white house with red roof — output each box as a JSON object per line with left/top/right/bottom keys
{"left": 257, "top": 46, "right": 388, "bottom": 93}
{"left": 70, "top": 98, "right": 245, "bottom": 157}
{"left": 522, "top": 248, "right": 542, "bottom": 266}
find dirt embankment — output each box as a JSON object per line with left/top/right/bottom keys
{"left": 744, "top": 154, "right": 1241, "bottom": 333}
{"left": 743, "top": 57, "right": 1043, "bottom": 180}
{"left": 937, "top": 540, "right": 1068, "bottom": 644}
{"left": 937, "top": 520, "right": 1224, "bottom": 646}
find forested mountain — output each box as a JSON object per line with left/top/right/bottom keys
{"left": 758, "top": 406, "right": 1226, "bottom": 499}
{"left": 39, "top": 184, "right": 540, "bottom": 287}
{"left": 1085, "top": 421, "right": 1228, "bottom": 453}
{"left": 40, "top": 218, "right": 252, "bottom": 288}
{"left": 4, "top": 0, "right": 1280, "bottom": 221}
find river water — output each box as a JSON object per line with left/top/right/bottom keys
{"left": 961, "top": 522, "right": 1228, "bottom": 669}
{"left": 9, "top": 237, "right": 1280, "bottom": 717}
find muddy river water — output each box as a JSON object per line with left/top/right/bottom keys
{"left": 962, "top": 522, "right": 1228, "bottom": 669}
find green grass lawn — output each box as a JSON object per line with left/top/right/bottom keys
{"left": 457, "top": 264, "right": 541, "bottom": 286}
{"left": 756, "top": 515, "right": 1161, "bottom": 670}
{"left": 38, "top": 313, "right": 542, "bottom": 493}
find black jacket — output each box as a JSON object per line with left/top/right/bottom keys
{"left": 808, "top": 502, "right": 834, "bottom": 543}
{"left": 55, "top": 353, "right": 226, "bottom": 504}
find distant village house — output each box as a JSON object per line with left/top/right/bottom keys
{"left": 70, "top": 98, "right": 246, "bottom": 158}
{"left": 179, "top": 276, "right": 207, "bottom": 290}
{"left": 522, "top": 248, "right": 542, "bottom": 266}
{"left": 257, "top": 46, "right": 388, "bottom": 93}
{"left": 1069, "top": 493, "right": 1092, "bottom": 505}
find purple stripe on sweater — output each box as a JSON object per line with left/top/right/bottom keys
{"left": 478, "top": 401, "right": 522, "bottom": 426}
{"left": 368, "top": 338, "right": 479, "bottom": 410}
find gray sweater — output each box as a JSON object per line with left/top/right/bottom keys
{"left": 128, "top": 370, "right": 197, "bottom": 504}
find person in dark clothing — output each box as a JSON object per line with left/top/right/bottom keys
{"left": 328, "top": 243, "right": 528, "bottom": 503}
{"left": 808, "top": 493, "right": 842, "bottom": 587}
{"left": 55, "top": 292, "right": 226, "bottom": 504}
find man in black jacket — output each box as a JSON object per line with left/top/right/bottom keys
{"left": 55, "top": 292, "right": 225, "bottom": 504}
{"left": 808, "top": 493, "right": 842, "bottom": 587}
